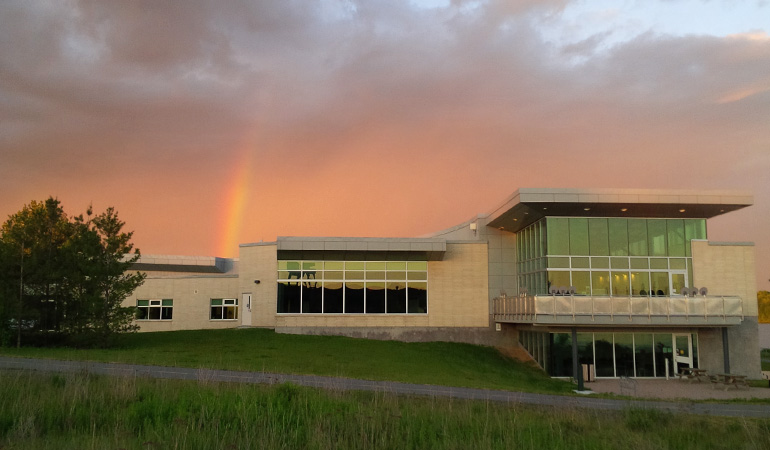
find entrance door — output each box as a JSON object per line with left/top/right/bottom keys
{"left": 241, "top": 293, "right": 252, "bottom": 326}
{"left": 673, "top": 334, "right": 693, "bottom": 374}
{"left": 670, "top": 271, "right": 688, "bottom": 296}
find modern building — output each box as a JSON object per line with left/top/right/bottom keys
{"left": 126, "top": 188, "right": 761, "bottom": 378}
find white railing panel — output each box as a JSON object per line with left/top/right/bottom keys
{"left": 492, "top": 294, "right": 743, "bottom": 322}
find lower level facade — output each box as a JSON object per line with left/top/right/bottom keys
{"left": 125, "top": 188, "right": 762, "bottom": 378}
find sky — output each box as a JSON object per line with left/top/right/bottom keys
{"left": 1, "top": 0, "right": 768, "bottom": 290}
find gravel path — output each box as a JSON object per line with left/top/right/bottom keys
{"left": 2, "top": 356, "right": 769, "bottom": 418}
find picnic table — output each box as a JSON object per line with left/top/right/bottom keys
{"left": 711, "top": 373, "right": 750, "bottom": 391}
{"left": 678, "top": 367, "right": 709, "bottom": 383}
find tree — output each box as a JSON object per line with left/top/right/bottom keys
{"left": 0, "top": 198, "right": 70, "bottom": 346}
{"left": 0, "top": 198, "right": 144, "bottom": 347}
{"left": 62, "top": 207, "right": 145, "bottom": 344}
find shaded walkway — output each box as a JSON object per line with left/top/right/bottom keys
{"left": 1, "top": 356, "right": 769, "bottom": 418}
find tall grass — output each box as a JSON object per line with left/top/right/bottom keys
{"left": 0, "top": 328, "right": 572, "bottom": 394}
{"left": 2, "top": 370, "right": 769, "bottom": 450}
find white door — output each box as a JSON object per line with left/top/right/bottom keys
{"left": 673, "top": 334, "right": 693, "bottom": 374}
{"left": 241, "top": 293, "right": 252, "bottom": 326}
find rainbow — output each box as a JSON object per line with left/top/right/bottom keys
{"left": 217, "top": 148, "right": 253, "bottom": 257}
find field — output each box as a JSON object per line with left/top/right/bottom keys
{"left": 0, "top": 328, "right": 572, "bottom": 394}
{"left": 2, "top": 370, "right": 770, "bottom": 450}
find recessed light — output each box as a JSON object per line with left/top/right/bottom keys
{"left": 513, "top": 218, "right": 518, "bottom": 221}
{"left": 679, "top": 209, "right": 686, "bottom": 213}
{"left": 621, "top": 208, "right": 628, "bottom": 212}
{"left": 543, "top": 207, "right": 548, "bottom": 210}
{"left": 584, "top": 207, "right": 591, "bottom": 211}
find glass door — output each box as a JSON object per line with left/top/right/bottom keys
{"left": 673, "top": 334, "right": 693, "bottom": 374}
{"left": 670, "top": 271, "right": 687, "bottom": 296}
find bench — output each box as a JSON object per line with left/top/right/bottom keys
{"left": 678, "top": 367, "right": 709, "bottom": 383}
{"left": 710, "top": 373, "right": 750, "bottom": 391}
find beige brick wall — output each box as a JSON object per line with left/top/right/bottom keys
{"left": 124, "top": 275, "right": 240, "bottom": 331}
{"left": 238, "top": 244, "right": 279, "bottom": 327}
{"left": 692, "top": 241, "right": 757, "bottom": 316}
{"left": 127, "top": 242, "right": 489, "bottom": 332}
{"left": 273, "top": 242, "right": 489, "bottom": 329}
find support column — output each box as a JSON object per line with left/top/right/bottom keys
{"left": 572, "top": 327, "right": 584, "bottom": 391}
{"left": 722, "top": 327, "right": 730, "bottom": 374}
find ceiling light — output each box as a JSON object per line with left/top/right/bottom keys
{"left": 679, "top": 209, "right": 686, "bottom": 213}
{"left": 583, "top": 207, "right": 591, "bottom": 211}
{"left": 621, "top": 208, "right": 628, "bottom": 212}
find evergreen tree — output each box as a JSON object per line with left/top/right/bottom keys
{"left": 0, "top": 198, "right": 144, "bottom": 347}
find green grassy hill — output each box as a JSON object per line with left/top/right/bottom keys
{"left": 0, "top": 328, "right": 571, "bottom": 394}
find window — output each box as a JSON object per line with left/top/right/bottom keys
{"left": 210, "top": 298, "right": 238, "bottom": 320}
{"left": 137, "top": 299, "right": 173, "bottom": 320}
{"left": 277, "top": 260, "right": 428, "bottom": 314}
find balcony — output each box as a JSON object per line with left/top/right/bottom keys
{"left": 493, "top": 293, "right": 744, "bottom": 326}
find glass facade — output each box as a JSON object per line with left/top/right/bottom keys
{"left": 543, "top": 332, "right": 698, "bottom": 378}
{"left": 277, "top": 261, "right": 428, "bottom": 314}
{"left": 517, "top": 218, "right": 706, "bottom": 296}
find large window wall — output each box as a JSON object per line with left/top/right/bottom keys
{"left": 517, "top": 218, "right": 707, "bottom": 296}
{"left": 544, "top": 331, "right": 698, "bottom": 378}
{"left": 277, "top": 261, "right": 428, "bottom": 314}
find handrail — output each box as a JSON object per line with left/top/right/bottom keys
{"left": 493, "top": 294, "right": 745, "bottom": 323}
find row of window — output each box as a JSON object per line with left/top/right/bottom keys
{"left": 136, "top": 299, "right": 238, "bottom": 321}
{"left": 278, "top": 260, "right": 428, "bottom": 282}
{"left": 517, "top": 217, "right": 707, "bottom": 262}
{"left": 521, "top": 331, "right": 698, "bottom": 378}
{"left": 519, "top": 268, "right": 689, "bottom": 297}
{"left": 277, "top": 260, "right": 429, "bottom": 314}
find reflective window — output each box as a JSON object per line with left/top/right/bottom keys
{"left": 547, "top": 218, "right": 570, "bottom": 255}
{"left": 667, "top": 220, "right": 685, "bottom": 257}
{"left": 634, "top": 334, "right": 655, "bottom": 377}
{"left": 547, "top": 271, "right": 571, "bottom": 292}
{"left": 591, "top": 272, "right": 610, "bottom": 295}
{"left": 569, "top": 218, "right": 589, "bottom": 255}
{"left": 614, "top": 334, "right": 635, "bottom": 377}
{"left": 210, "top": 298, "right": 238, "bottom": 320}
{"left": 647, "top": 220, "right": 667, "bottom": 257}
{"left": 546, "top": 332, "right": 698, "bottom": 378}
{"left": 627, "top": 220, "right": 648, "bottom": 256}
{"left": 611, "top": 272, "right": 630, "bottom": 296}
{"left": 589, "top": 218, "right": 609, "bottom": 256}
{"left": 650, "top": 272, "right": 669, "bottom": 296}
{"left": 608, "top": 219, "right": 629, "bottom": 256}
{"left": 631, "top": 272, "right": 650, "bottom": 296}
{"left": 572, "top": 271, "right": 591, "bottom": 295}
{"left": 137, "top": 299, "right": 173, "bottom": 321}
{"left": 277, "top": 260, "right": 428, "bottom": 315}
{"left": 594, "top": 333, "right": 615, "bottom": 377}
{"left": 684, "top": 219, "right": 706, "bottom": 256}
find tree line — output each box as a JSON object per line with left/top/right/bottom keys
{"left": 0, "top": 198, "right": 145, "bottom": 347}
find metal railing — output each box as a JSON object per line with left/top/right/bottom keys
{"left": 493, "top": 293, "right": 744, "bottom": 324}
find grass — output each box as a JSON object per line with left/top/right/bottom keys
{"left": 2, "top": 370, "right": 769, "bottom": 450}
{"left": 0, "top": 328, "right": 572, "bottom": 394}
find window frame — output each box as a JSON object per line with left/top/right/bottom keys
{"left": 210, "top": 298, "right": 238, "bottom": 320}
{"left": 136, "top": 299, "right": 173, "bottom": 321}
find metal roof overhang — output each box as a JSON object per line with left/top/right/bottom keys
{"left": 276, "top": 236, "right": 447, "bottom": 261}
{"left": 487, "top": 188, "right": 752, "bottom": 233}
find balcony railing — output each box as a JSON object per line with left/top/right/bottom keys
{"left": 493, "top": 293, "right": 744, "bottom": 326}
